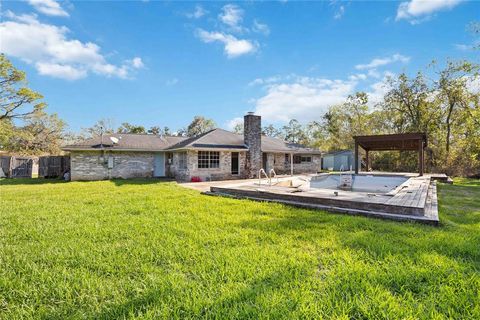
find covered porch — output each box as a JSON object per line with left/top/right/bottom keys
{"left": 353, "top": 133, "right": 428, "bottom": 176}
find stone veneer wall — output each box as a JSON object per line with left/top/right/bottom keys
{"left": 244, "top": 114, "right": 262, "bottom": 178}
{"left": 70, "top": 151, "right": 154, "bottom": 181}
{"left": 269, "top": 153, "right": 321, "bottom": 175}
{"left": 180, "top": 150, "right": 247, "bottom": 181}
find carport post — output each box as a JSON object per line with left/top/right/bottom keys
{"left": 365, "top": 149, "right": 369, "bottom": 172}
{"left": 419, "top": 139, "right": 424, "bottom": 176}
{"left": 290, "top": 152, "right": 294, "bottom": 176}
{"left": 354, "top": 142, "right": 359, "bottom": 174}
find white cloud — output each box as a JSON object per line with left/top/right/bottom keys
{"left": 165, "top": 78, "right": 179, "bottom": 86}
{"left": 396, "top": 0, "right": 462, "bottom": 23}
{"left": 334, "top": 5, "right": 345, "bottom": 20}
{"left": 196, "top": 29, "right": 257, "bottom": 58}
{"left": 130, "top": 57, "right": 144, "bottom": 69}
{"left": 36, "top": 62, "right": 86, "bottom": 80}
{"left": 253, "top": 77, "right": 358, "bottom": 122}
{"left": 243, "top": 70, "right": 396, "bottom": 124}
{"left": 186, "top": 5, "right": 207, "bottom": 19}
{"left": 355, "top": 54, "right": 410, "bottom": 70}
{"left": 219, "top": 4, "right": 244, "bottom": 31}
{"left": 27, "top": 0, "right": 69, "bottom": 17}
{"left": 0, "top": 12, "right": 142, "bottom": 80}
{"left": 252, "top": 20, "right": 270, "bottom": 35}
{"left": 226, "top": 117, "right": 243, "bottom": 130}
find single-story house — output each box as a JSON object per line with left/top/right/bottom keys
{"left": 321, "top": 149, "right": 360, "bottom": 171}
{"left": 62, "top": 113, "right": 322, "bottom": 181}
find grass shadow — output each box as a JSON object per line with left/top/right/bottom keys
{"left": 0, "top": 178, "right": 67, "bottom": 186}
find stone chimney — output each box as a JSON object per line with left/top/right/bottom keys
{"left": 244, "top": 112, "right": 262, "bottom": 178}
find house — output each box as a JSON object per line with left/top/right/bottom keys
{"left": 321, "top": 149, "right": 359, "bottom": 171}
{"left": 62, "top": 113, "right": 322, "bottom": 181}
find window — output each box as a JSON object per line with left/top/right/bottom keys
{"left": 301, "top": 155, "right": 312, "bottom": 163}
{"left": 284, "top": 154, "right": 290, "bottom": 165}
{"left": 178, "top": 152, "right": 187, "bottom": 169}
{"left": 198, "top": 151, "right": 220, "bottom": 169}
{"left": 293, "top": 155, "right": 312, "bottom": 164}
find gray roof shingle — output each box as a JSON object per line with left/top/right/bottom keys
{"left": 62, "top": 129, "right": 322, "bottom": 154}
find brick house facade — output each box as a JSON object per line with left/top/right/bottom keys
{"left": 63, "top": 114, "right": 322, "bottom": 181}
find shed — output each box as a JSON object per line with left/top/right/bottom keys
{"left": 321, "top": 150, "right": 359, "bottom": 171}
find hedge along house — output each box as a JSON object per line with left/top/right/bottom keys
{"left": 62, "top": 113, "right": 322, "bottom": 181}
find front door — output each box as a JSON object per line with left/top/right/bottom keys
{"left": 154, "top": 153, "right": 165, "bottom": 177}
{"left": 231, "top": 152, "right": 239, "bottom": 175}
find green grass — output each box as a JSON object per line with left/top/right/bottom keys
{"left": 0, "top": 178, "right": 479, "bottom": 319}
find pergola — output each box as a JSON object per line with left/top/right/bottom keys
{"left": 353, "top": 133, "right": 427, "bottom": 176}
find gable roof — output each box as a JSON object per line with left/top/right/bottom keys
{"left": 62, "top": 129, "right": 322, "bottom": 154}
{"left": 62, "top": 133, "right": 187, "bottom": 151}
{"left": 167, "top": 129, "right": 247, "bottom": 150}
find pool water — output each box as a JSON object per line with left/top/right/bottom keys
{"left": 310, "top": 174, "right": 409, "bottom": 193}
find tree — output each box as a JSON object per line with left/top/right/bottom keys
{"left": 4, "top": 112, "right": 65, "bottom": 155}
{"left": 148, "top": 126, "right": 161, "bottom": 135}
{"left": 262, "top": 124, "right": 281, "bottom": 138}
{"left": 434, "top": 60, "right": 479, "bottom": 157}
{"left": 0, "top": 54, "right": 45, "bottom": 120}
{"left": 148, "top": 126, "right": 171, "bottom": 135}
{"left": 117, "top": 122, "right": 146, "bottom": 134}
{"left": 233, "top": 123, "right": 243, "bottom": 134}
{"left": 186, "top": 116, "right": 216, "bottom": 137}
{"left": 80, "top": 119, "right": 115, "bottom": 138}
{"left": 282, "top": 119, "right": 307, "bottom": 144}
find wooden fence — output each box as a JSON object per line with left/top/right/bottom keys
{"left": 39, "top": 156, "right": 70, "bottom": 178}
{"left": 0, "top": 156, "right": 36, "bottom": 178}
{"left": 0, "top": 155, "right": 69, "bottom": 179}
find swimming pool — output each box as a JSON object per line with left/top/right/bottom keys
{"left": 310, "top": 174, "right": 409, "bottom": 193}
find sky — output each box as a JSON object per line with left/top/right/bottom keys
{"left": 1, "top": 0, "right": 479, "bottom": 133}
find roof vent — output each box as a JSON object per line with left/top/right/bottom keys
{"left": 247, "top": 111, "right": 255, "bottom": 115}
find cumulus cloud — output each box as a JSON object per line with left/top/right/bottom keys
{"left": 219, "top": 4, "right": 244, "bottom": 31}
{"left": 196, "top": 29, "right": 257, "bottom": 58}
{"left": 252, "top": 77, "right": 358, "bottom": 122}
{"left": 27, "top": 0, "right": 69, "bottom": 17}
{"left": 186, "top": 5, "right": 207, "bottom": 19}
{"left": 241, "top": 70, "right": 396, "bottom": 124}
{"left": 396, "top": 0, "right": 462, "bottom": 23}
{"left": 0, "top": 11, "right": 143, "bottom": 80}
{"left": 355, "top": 54, "right": 410, "bottom": 70}
{"left": 252, "top": 20, "right": 270, "bottom": 35}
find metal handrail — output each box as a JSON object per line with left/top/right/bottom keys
{"left": 258, "top": 168, "right": 268, "bottom": 186}
{"left": 269, "top": 168, "right": 279, "bottom": 186}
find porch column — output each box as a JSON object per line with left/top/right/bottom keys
{"left": 290, "top": 152, "right": 294, "bottom": 176}
{"left": 365, "top": 149, "right": 369, "bottom": 172}
{"left": 354, "top": 142, "right": 359, "bottom": 174}
{"left": 419, "top": 140, "right": 424, "bottom": 176}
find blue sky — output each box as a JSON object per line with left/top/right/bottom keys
{"left": 1, "top": 0, "right": 479, "bottom": 133}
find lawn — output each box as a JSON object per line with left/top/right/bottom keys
{"left": 0, "top": 178, "right": 479, "bottom": 319}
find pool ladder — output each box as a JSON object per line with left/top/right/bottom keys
{"left": 258, "top": 168, "right": 279, "bottom": 186}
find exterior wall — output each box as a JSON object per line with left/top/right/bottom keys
{"left": 181, "top": 150, "right": 247, "bottom": 182}
{"left": 70, "top": 151, "right": 154, "bottom": 181}
{"left": 244, "top": 114, "right": 262, "bottom": 178}
{"left": 267, "top": 153, "right": 321, "bottom": 175}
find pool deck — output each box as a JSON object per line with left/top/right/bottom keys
{"left": 182, "top": 172, "right": 441, "bottom": 225}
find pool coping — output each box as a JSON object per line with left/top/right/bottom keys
{"left": 205, "top": 174, "right": 439, "bottom": 225}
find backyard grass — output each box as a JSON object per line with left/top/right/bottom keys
{"left": 0, "top": 178, "right": 479, "bottom": 319}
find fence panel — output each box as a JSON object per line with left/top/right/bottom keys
{"left": 39, "top": 156, "right": 70, "bottom": 178}
{"left": 11, "top": 158, "right": 33, "bottom": 178}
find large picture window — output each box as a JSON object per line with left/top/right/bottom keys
{"left": 198, "top": 151, "right": 220, "bottom": 169}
